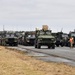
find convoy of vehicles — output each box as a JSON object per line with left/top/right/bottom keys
{"left": 0, "top": 25, "right": 75, "bottom": 48}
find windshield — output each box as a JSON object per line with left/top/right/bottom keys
{"left": 62, "top": 34, "right": 68, "bottom": 38}
{"left": 6, "top": 34, "right": 15, "bottom": 38}
{"left": 39, "top": 31, "right": 51, "bottom": 35}
{"left": 39, "top": 31, "right": 44, "bottom": 35}
{"left": 28, "top": 34, "right": 35, "bottom": 38}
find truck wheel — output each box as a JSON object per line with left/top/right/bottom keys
{"left": 56, "top": 44, "right": 59, "bottom": 47}
{"left": 35, "top": 45, "right": 37, "bottom": 48}
{"left": 61, "top": 45, "right": 63, "bottom": 47}
{"left": 60, "top": 43, "right": 64, "bottom": 47}
{"left": 52, "top": 45, "right": 55, "bottom": 49}
{"left": 37, "top": 44, "right": 41, "bottom": 49}
{"left": 15, "top": 44, "right": 18, "bottom": 46}
{"left": 48, "top": 46, "right": 51, "bottom": 49}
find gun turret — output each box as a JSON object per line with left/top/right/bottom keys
{"left": 42, "top": 25, "right": 48, "bottom": 31}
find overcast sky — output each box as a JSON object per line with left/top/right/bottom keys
{"left": 0, "top": 0, "right": 75, "bottom": 33}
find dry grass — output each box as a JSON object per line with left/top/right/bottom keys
{"left": 0, "top": 46, "right": 75, "bottom": 75}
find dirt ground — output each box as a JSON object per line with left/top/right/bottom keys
{"left": 0, "top": 46, "right": 75, "bottom": 75}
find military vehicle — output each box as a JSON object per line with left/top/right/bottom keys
{"left": 35, "top": 25, "right": 55, "bottom": 49}
{"left": 18, "top": 36, "right": 24, "bottom": 45}
{"left": 60, "top": 33, "right": 69, "bottom": 46}
{"left": 0, "top": 31, "right": 7, "bottom": 46}
{"left": 17, "top": 32, "right": 25, "bottom": 45}
{"left": 5, "top": 33, "right": 18, "bottom": 46}
{"left": 23, "top": 31, "right": 35, "bottom": 46}
{"left": 55, "top": 32, "right": 63, "bottom": 47}
{"left": 55, "top": 32, "right": 68, "bottom": 47}
{"left": 5, "top": 37, "right": 18, "bottom": 46}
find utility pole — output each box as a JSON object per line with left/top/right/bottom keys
{"left": 3, "top": 25, "right": 6, "bottom": 38}
{"left": 61, "top": 28, "right": 63, "bottom": 32}
{"left": 3, "top": 25, "right": 5, "bottom": 31}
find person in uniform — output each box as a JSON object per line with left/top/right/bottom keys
{"left": 69, "top": 37, "right": 74, "bottom": 48}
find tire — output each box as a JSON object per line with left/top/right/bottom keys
{"left": 37, "top": 44, "right": 41, "bottom": 49}
{"left": 48, "top": 46, "right": 51, "bottom": 49}
{"left": 52, "top": 45, "right": 55, "bottom": 49}
{"left": 61, "top": 44, "right": 63, "bottom": 47}
{"left": 56, "top": 44, "right": 59, "bottom": 47}
{"left": 60, "top": 43, "right": 64, "bottom": 47}
{"left": 35, "top": 45, "right": 37, "bottom": 48}
{"left": 15, "top": 44, "right": 18, "bottom": 46}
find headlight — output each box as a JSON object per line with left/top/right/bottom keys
{"left": 14, "top": 40, "right": 17, "bottom": 42}
{"left": 26, "top": 39, "right": 30, "bottom": 42}
{"left": 38, "top": 39, "right": 42, "bottom": 42}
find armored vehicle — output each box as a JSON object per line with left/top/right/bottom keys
{"left": 0, "top": 31, "right": 7, "bottom": 46}
{"left": 35, "top": 25, "right": 55, "bottom": 49}
{"left": 55, "top": 32, "right": 63, "bottom": 47}
{"left": 5, "top": 37, "right": 18, "bottom": 46}
{"left": 17, "top": 32, "right": 25, "bottom": 45}
{"left": 55, "top": 32, "right": 68, "bottom": 47}
{"left": 60, "top": 33, "right": 69, "bottom": 46}
{"left": 5, "top": 34, "right": 18, "bottom": 46}
{"left": 23, "top": 31, "right": 35, "bottom": 46}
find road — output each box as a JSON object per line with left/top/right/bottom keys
{"left": 7, "top": 45, "right": 75, "bottom": 66}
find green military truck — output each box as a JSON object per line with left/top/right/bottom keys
{"left": 35, "top": 25, "right": 55, "bottom": 49}
{"left": 23, "top": 31, "right": 35, "bottom": 46}
{"left": 5, "top": 33, "right": 18, "bottom": 46}
{"left": 5, "top": 37, "right": 18, "bottom": 46}
{"left": 54, "top": 32, "right": 68, "bottom": 47}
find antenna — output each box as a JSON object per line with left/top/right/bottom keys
{"left": 3, "top": 25, "right": 5, "bottom": 31}
{"left": 61, "top": 28, "right": 63, "bottom": 32}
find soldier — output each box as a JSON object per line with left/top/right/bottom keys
{"left": 69, "top": 37, "right": 74, "bottom": 48}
